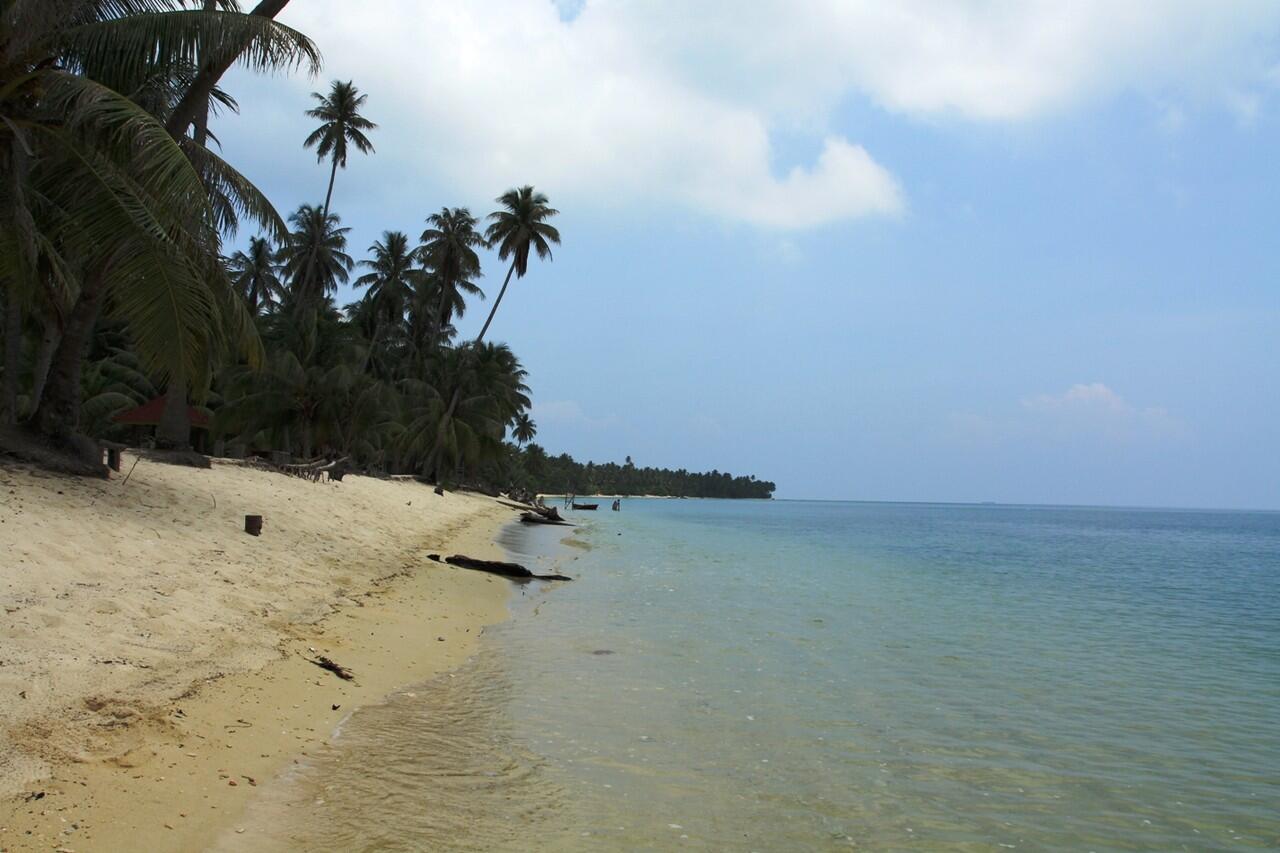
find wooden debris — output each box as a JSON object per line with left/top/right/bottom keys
{"left": 275, "top": 456, "right": 349, "bottom": 483}
{"left": 306, "top": 655, "right": 354, "bottom": 680}
{"left": 519, "top": 510, "right": 572, "bottom": 526}
{"left": 429, "top": 553, "right": 572, "bottom": 582}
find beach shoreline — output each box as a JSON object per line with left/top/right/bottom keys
{"left": 0, "top": 454, "right": 519, "bottom": 852}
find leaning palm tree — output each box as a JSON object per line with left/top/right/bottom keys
{"left": 227, "top": 236, "right": 285, "bottom": 316}
{"left": 421, "top": 187, "right": 559, "bottom": 479}
{"left": 512, "top": 411, "right": 536, "bottom": 446}
{"left": 477, "top": 186, "right": 561, "bottom": 342}
{"left": 303, "top": 80, "right": 376, "bottom": 221}
{"left": 417, "top": 207, "right": 485, "bottom": 352}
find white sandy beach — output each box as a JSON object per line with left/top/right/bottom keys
{"left": 0, "top": 454, "right": 517, "bottom": 851}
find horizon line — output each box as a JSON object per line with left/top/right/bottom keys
{"left": 769, "top": 497, "right": 1280, "bottom": 514}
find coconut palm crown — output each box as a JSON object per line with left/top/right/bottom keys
{"left": 303, "top": 80, "right": 376, "bottom": 218}
{"left": 418, "top": 207, "right": 485, "bottom": 350}
{"left": 477, "top": 186, "right": 560, "bottom": 342}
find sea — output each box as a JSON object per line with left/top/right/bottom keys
{"left": 213, "top": 499, "right": 1280, "bottom": 851}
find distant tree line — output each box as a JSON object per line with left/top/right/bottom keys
{"left": 498, "top": 447, "right": 775, "bottom": 498}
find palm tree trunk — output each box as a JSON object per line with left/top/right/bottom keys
{"left": 423, "top": 259, "right": 513, "bottom": 477}
{"left": 28, "top": 315, "right": 59, "bottom": 415}
{"left": 34, "top": 268, "right": 107, "bottom": 440}
{"left": 422, "top": 259, "right": 516, "bottom": 478}
{"left": 2, "top": 281, "right": 21, "bottom": 425}
{"left": 294, "top": 157, "right": 340, "bottom": 318}
{"left": 155, "top": 0, "right": 214, "bottom": 450}
{"left": 157, "top": 383, "right": 192, "bottom": 449}
{"left": 426, "top": 281, "right": 451, "bottom": 354}
{"left": 165, "top": 0, "right": 295, "bottom": 137}
{"left": 193, "top": 0, "right": 217, "bottom": 144}
{"left": 321, "top": 157, "right": 339, "bottom": 222}
{"left": 362, "top": 321, "right": 384, "bottom": 375}
{"left": 476, "top": 259, "right": 517, "bottom": 343}
{"left": 425, "top": 384, "right": 462, "bottom": 482}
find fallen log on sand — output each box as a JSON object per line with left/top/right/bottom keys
{"left": 428, "top": 553, "right": 572, "bottom": 582}
{"left": 506, "top": 501, "right": 565, "bottom": 521}
{"left": 519, "top": 510, "right": 572, "bottom": 526}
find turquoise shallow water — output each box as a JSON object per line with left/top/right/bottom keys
{"left": 493, "top": 499, "right": 1280, "bottom": 850}
{"left": 217, "top": 499, "right": 1280, "bottom": 851}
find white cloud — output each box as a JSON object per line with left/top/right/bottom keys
{"left": 264, "top": 1, "right": 1280, "bottom": 228}
{"left": 618, "top": 1, "right": 1280, "bottom": 121}
{"left": 946, "top": 383, "right": 1187, "bottom": 446}
{"left": 1225, "top": 89, "right": 1262, "bottom": 126}
{"left": 1022, "top": 382, "right": 1132, "bottom": 414}
{"left": 532, "top": 399, "right": 617, "bottom": 430}
{"left": 1020, "top": 383, "right": 1186, "bottom": 441}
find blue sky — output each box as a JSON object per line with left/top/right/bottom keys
{"left": 219, "top": 1, "right": 1280, "bottom": 508}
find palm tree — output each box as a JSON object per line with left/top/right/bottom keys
{"left": 279, "top": 204, "right": 353, "bottom": 311}
{"left": 417, "top": 207, "right": 485, "bottom": 352}
{"left": 400, "top": 342, "right": 530, "bottom": 477}
{"left": 512, "top": 412, "right": 536, "bottom": 446}
{"left": 477, "top": 186, "right": 561, "bottom": 342}
{"left": 422, "top": 187, "right": 559, "bottom": 480}
{"left": 303, "top": 80, "right": 376, "bottom": 221}
{"left": 1, "top": 1, "right": 316, "bottom": 442}
{"left": 353, "top": 231, "right": 420, "bottom": 372}
{"left": 227, "top": 237, "right": 284, "bottom": 316}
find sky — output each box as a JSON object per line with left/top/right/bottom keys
{"left": 217, "top": 1, "right": 1280, "bottom": 509}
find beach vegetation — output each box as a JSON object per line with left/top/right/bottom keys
{"left": 0, "top": 0, "right": 775, "bottom": 496}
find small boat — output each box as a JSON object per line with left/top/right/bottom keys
{"left": 571, "top": 502, "right": 599, "bottom": 510}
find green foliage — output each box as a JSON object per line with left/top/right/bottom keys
{"left": 477, "top": 185, "right": 561, "bottom": 341}
{"left": 485, "top": 186, "right": 561, "bottom": 278}
{"left": 303, "top": 81, "right": 377, "bottom": 170}
{"left": 507, "top": 447, "right": 776, "bottom": 499}
{"left": 277, "top": 204, "right": 353, "bottom": 310}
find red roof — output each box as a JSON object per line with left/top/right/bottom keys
{"left": 113, "top": 396, "right": 210, "bottom": 428}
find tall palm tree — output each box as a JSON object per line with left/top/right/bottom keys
{"left": 303, "top": 80, "right": 376, "bottom": 221}
{"left": 353, "top": 230, "right": 420, "bottom": 372}
{"left": 279, "top": 204, "right": 353, "bottom": 310}
{"left": 422, "top": 187, "right": 559, "bottom": 480}
{"left": 417, "top": 207, "right": 485, "bottom": 352}
{"left": 477, "top": 186, "right": 561, "bottom": 342}
{"left": 512, "top": 411, "right": 536, "bottom": 446}
{"left": 227, "top": 236, "right": 284, "bottom": 316}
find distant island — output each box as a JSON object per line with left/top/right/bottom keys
{"left": 508, "top": 447, "right": 775, "bottom": 499}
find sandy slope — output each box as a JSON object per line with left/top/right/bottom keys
{"left": 0, "top": 454, "right": 517, "bottom": 851}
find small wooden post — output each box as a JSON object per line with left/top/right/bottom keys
{"left": 244, "top": 514, "right": 263, "bottom": 536}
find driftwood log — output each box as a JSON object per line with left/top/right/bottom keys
{"left": 278, "top": 456, "right": 349, "bottom": 483}
{"left": 428, "top": 553, "right": 572, "bottom": 581}
{"left": 519, "top": 509, "right": 571, "bottom": 526}
{"left": 307, "top": 655, "right": 354, "bottom": 680}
